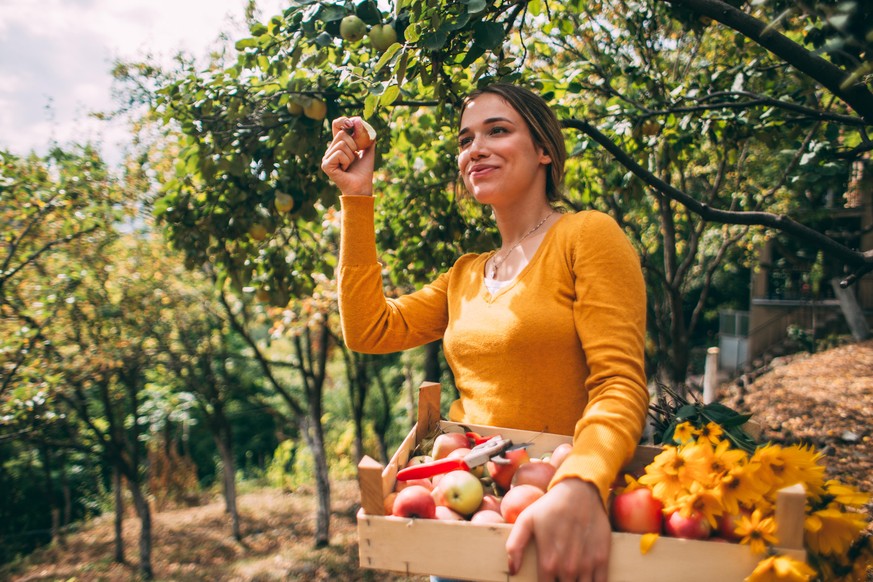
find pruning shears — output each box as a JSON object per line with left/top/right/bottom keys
{"left": 395, "top": 435, "right": 531, "bottom": 481}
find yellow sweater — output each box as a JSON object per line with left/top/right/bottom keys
{"left": 338, "top": 195, "right": 649, "bottom": 502}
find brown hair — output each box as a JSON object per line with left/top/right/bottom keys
{"left": 459, "top": 83, "right": 566, "bottom": 202}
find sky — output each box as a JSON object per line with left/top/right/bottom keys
{"left": 0, "top": 0, "right": 285, "bottom": 164}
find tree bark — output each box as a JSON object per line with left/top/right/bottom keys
{"left": 301, "top": 414, "right": 331, "bottom": 548}
{"left": 128, "top": 477, "right": 154, "bottom": 580}
{"left": 215, "top": 435, "right": 241, "bottom": 540}
{"left": 113, "top": 466, "right": 125, "bottom": 564}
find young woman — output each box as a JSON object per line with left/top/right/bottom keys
{"left": 321, "top": 83, "right": 648, "bottom": 582}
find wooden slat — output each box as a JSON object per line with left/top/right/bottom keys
{"left": 357, "top": 455, "right": 386, "bottom": 516}
{"left": 775, "top": 483, "right": 806, "bottom": 550}
{"left": 416, "top": 381, "right": 442, "bottom": 443}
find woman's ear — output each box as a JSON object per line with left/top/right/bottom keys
{"left": 539, "top": 150, "right": 552, "bottom": 165}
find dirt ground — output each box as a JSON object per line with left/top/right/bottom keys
{"left": 3, "top": 481, "right": 426, "bottom": 582}
{"left": 720, "top": 338, "right": 873, "bottom": 495}
{"left": 4, "top": 340, "right": 871, "bottom": 581}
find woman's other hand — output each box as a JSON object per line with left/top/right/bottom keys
{"left": 321, "top": 116, "right": 376, "bottom": 197}
{"left": 505, "top": 478, "right": 610, "bottom": 582}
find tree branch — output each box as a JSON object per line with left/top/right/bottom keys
{"left": 666, "top": 0, "right": 873, "bottom": 123}
{"left": 562, "top": 118, "right": 872, "bottom": 283}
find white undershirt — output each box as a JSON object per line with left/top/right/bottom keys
{"left": 484, "top": 275, "right": 514, "bottom": 295}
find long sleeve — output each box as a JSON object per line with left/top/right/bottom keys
{"left": 550, "top": 211, "right": 649, "bottom": 504}
{"left": 337, "top": 195, "right": 448, "bottom": 353}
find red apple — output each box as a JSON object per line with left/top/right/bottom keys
{"left": 432, "top": 470, "right": 484, "bottom": 516}
{"left": 511, "top": 461, "right": 556, "bottom": 492}
{"left": 500, "top": 484, "right": 544, "bottom": 524}
{"left": 716, "top": 508, "right": 750, "bottom": 542}
{"left": 609, "top": 488, "right": 664, "bottom": 534}
{"left": 664, "top": 510, "right": 712, "bottom": 540}
{"left": 487, "top": 448, "right": 531, "bottom": 492}
{"left": 392, "top": 485, "right": 437, "bottom": 519}
{"left": 405, "top": 454, "right": 433, "bottom": 468}
{"left": 435, "top": 505, "right": 465, "bottom": 521}
{"left": 548, "top": 443, "right": 573, "bottom": 469}
{"left": 432, "top": 432, "right": 470, "bottom": 460}
{"left": 470, "top": 509, "right": 506, "bottom": 524}
{"left": 395, "top": 477, "right": 433, "bottom": 492}
{"left": 479, "top": 494, "right": 502, "bottom": 514}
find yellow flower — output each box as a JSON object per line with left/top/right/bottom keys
{"left": 697, "top": 421, "right": 724, "bottom": 446}
{"left": 672, "top": 421, "right": 699, "bottom": 444}
{"left": 735, "top": 508, "right": 779, "bottom": 555}
{"left": 745, "top": 555, "right": 816, "bottom": 581}
{"left": 751, "top": 443, "right": 823, "bottom": 497}
{"left": 679, "top": 441, "right": 716, "bottom": 484}
{"left": 717, "top": 463, "right": 770, "bottom": 516}
{"left": 665, "top": 480, "right": 723, "bottom": 529}
{"left": 708, "top": 439, "right": 748, "bottom": 479}
{"left": 804, "top": 506, "right": 868, "bottom": 556}
{"left": 823, "top": 479, "right": 871, "bottom": 508}
{"left": 778, "top": 444, "right": 825, "bottom": 497}
{"left": 639, "top": 447, "right": 689, "bottom": 504}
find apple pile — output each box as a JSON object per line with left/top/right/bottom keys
{"left": 608, "top": 479, "right": 745, "bottom": 542}
{"left": 386, "top": 431, "right": 574, "bottom": 525}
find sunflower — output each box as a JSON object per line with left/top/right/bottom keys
{"left": 735, "top": 508, "right": 779, "bottom": 555}
{"left": 804, "top": 506, "right": 869, "bottom": 556}
{"left": 697, "top": 421, "right": 724, "bottom": 446}
{"left": 639, "top": 446, "right": 689, "bottom": 503}
{"left": 745, "top": 554, "right": 816, "bottom": 581}
{"left": 717, "top": 463, "right": 770, "bottom": 516}
{"left": 672, "top": 421, "right": 699, "bottom": 445}
{"left": 665, "top": 480, "right": 723, "bottom": 529}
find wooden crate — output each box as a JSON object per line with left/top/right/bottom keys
{"left": 357, "top": 382, "right": 807, "bottom": 582}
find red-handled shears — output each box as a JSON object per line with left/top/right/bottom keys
{"left": 396, "top": 436, "right": 530, "bottom": 481}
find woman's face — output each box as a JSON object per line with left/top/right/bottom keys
{"left": 457, "top": 93, "right": 551, "bottom": 207}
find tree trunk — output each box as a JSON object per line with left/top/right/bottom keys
{"left": 215, "top": 435, "right": 241, "bottom": 540}
{"left": 128, "top": 477, "right": 154, "bottom": 580}
{"left": 301, "top": 414, "right": 331, "bottom": 548}
{"left": 113, "top": 466, "right": 125, "bottom": 564}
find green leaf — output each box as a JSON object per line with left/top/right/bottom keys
{"left": 380, "top": 84, "right": 400, "bottom": 107}
{"left": 374, "top": 43, "right": 402, "bottom": 72}
{"left": 465, "top": 0, "right": 487, "bottom": 14}
{"left": 235, "top": 38, "right": 258, "bottom": 50}
{"left": 364, "top": 94, "right": 378, "bottom": 119}
{"left": 472, "top": 21, "right": 504, "bottom": 50}
{"left": 419, "top": 30, "right": 448, "bottom": 51}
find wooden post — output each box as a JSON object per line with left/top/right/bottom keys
{"left": 358, "top": 455, "right": 387, "bottom": 516}
{"left": 703, "top": 347, "right": 720, "bottom": 404}
{"left": 775, "top": 483, "right": 806, "bottom": 550}
{"left": 416, "top": 381, "right": 442, "bottom": 444}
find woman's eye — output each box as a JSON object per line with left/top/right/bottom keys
{"left": 459, "top": 137, "right": 472, "bottom": 148}
{"left": 490, "top": 126, "right": 508, "bottom": 135}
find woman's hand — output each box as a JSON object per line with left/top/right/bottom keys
{"left": 506, "top": 478, "right": 610, "bottom": 582}
{"left": 321, "top": 116, "right": 376, "bottom": 197}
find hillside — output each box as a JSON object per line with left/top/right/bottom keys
{"left": 4, "top": 340, "right": 871, "bottom": 581}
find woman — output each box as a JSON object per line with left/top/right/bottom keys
{"left": 321, "top": 83, "right": 648, "bottom": 582}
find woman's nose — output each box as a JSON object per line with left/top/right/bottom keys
{"left": 468, "top": 134, "right": 487, "bottom": 158}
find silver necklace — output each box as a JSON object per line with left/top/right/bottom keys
{"left": 488, "top": 211, "right": 554, "bottom": 278}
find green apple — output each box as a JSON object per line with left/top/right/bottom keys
{"left": 368, "top": 23, "right": 397, "bottom": 52}
{"left": 274, "top": 192, "right": 294, "bottom": 213}
{"left": 248, "top": 223, "right": 268, "bottom": 241}
{"left": 340, "top": 15, "right": 367, "bottom": 42}
{"left": 303, "top": 98, "right": 327, "bottom": 121}
{"left": 432, "top": 470, "right": 484, "bottom": 517}
{"left": 286, "top": 100, "right": 303, "bottom": 116}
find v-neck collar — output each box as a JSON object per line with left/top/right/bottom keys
{"left": 481, "top": 213, "right": 566, "bottom": 300}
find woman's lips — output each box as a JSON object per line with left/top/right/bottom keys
{"left": 469, "top": 164, "right": 497, "bottom": 178}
